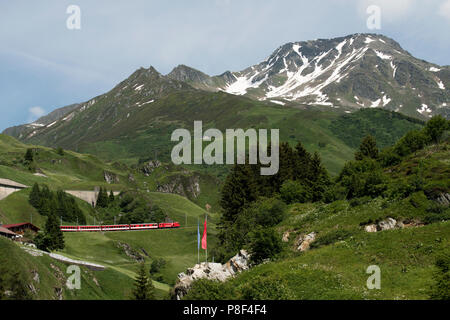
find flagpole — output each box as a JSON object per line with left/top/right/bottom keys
{"left": 205, "top": 213, "right": 208, "bottom": 266}
{"left": 197, "top": 217, "right": 199, "bottom": 265}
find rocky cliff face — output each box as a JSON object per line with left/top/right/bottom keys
{"left": 173, "top": 250, "right": 250, "bottom": 300}
{"left": 156, "top": 174, "right": 201, "bottom": 199}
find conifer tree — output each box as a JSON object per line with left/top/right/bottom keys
{"left": 109, "top": 190, "right": 115, "bottom": 203}
{"left": 96, "top": 187, "right": 108, "bottom": 208}
{"left": 132, "top": 263, "right": 155, "bottom": 300}
{"left": 309, "top": 152, "right": 330, "bottom": 201}
{"left": 24, "top": 148, "right": 34, "bottom": 163}
{"left": 220, "top": 164, "right": 257, "bottom": 224}
{"left": 29, "top": 183, "right": 41, "bottom": 208}
{"left": 45, "top": 213, "right": 65, "bottom": 251}
{"left": 355, "top": 135, "right": 379, "bottom": 160}
{"left": 294, "top": 141, "right": 313, "bottom": 181}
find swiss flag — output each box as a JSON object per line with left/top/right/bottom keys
{"left": 201, "top": 219, "right": 207, "bottom": 250}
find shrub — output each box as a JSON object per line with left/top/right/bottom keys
{"left": 150, "top": 258, "right": 167, "bottom": 274}
{"left": 409, "top": 192, "right": 428, "bottom": 209}
{"left": 249, "top": 228, "right": 282, "bottom": 265}
{"left": 349, "top": 196, "right": 372, "bottom": 207}
{"left": 424, "top": 115, "right": 449, "bottom": 144}
{"left": 394, "top": 130, "right": 429, "bottom": 157}
{"left": 429, "top": 249, "right": 450, "bottom": 300}
{"left": 355, "top": 135, "right": 379, "bottom": 160}
{"left": 183, "top": 279, "right": 234, "bottom": 300}
{"left": 280, "top": 180, "right": 312, "bottom": 204}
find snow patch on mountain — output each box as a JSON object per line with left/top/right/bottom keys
{"left": 382, "top": 95, "right": 392, "bottom": 106}
{"left": 374, "top": 50, "right": 392, "bottom": 60}
{"left": 365, "top": 37, "right": 375, "bottom": 44}
{"left": 418, "top": 104, "right": 432, "bottom": 117}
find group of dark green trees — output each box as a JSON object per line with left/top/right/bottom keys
{"left": 95, "top": 186, "right": 115, "bottom": 208}
{"left": 216, "top": 141, "right": 330, "bottom": 263}
{"left": 93, "top": 190, "right": 167, "bottom": 225}
{"left": 28, "top": 183, "right": 86, "bottom": 251}
{"left": 29, "top": 183, "right": 86, "bottom": 224}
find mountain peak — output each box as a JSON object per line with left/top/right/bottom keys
{"left": 167, "top": 64, "right": 210, "bottom": 83}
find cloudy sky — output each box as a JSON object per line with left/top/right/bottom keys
{"left": 0, "top": 0, "right": 449, "bottom": 131}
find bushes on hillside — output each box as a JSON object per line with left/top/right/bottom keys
{"left": 150, "top": 258, "right": 167, "bottom": 275}
{"left": 380, "top": 115, "right": 449, "bottom": 164}
{"left": 214, "top": 197, "right": 286, "bottom": 263}
{"left": 183, "top": 274, "right": 294, "bottom": 300}
{"left": 429, "top": 249, "right": 450, "bottom": 300}
{"left": 0, "top": 269, "right": 32, "bottom": 300}
{"left": 183, "top": 279, "right": 235, "bottom": 300}
{"left": 336, "top": 159, "right": 387, "bottom": 200}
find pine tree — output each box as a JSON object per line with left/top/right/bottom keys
{"left": 44, "top": 213, "right": 65, "bottom": 251}
{"left": 96, "top": 187, "right": 108, "bottom": 208}
{"left": 294, "top": 141, "right": 312, "bottom": 181}
{"left": 220, "top": 164, "right": 257, "bottom": 224}
{"left": 29, "top": 183, "right": 41, "bottom": 208}
{"left": 24, "top": 148, "right": 34, "bottom": 163}
{"left": 309, "top": 152, "right": 330, "bottom": 202}
{"left": 109, "top": 190, "right": 115, "bottom": 203}
{"left": 132, "top": 263, "right": 155, "bottom": 300}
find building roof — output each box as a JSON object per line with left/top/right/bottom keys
{"left": 0, "top": 178, "right": 28, "bottom": 189}
{"left": 2, "top": 222, "right": 40, "bottom": 231}
{"left": 0, "top": 226, "right": 17, "bottom": 236}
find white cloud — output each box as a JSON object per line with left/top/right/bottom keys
{"left": 439, "top": 0, "right": 450, "bottom": 19}
{"left": 28, "top": 106, "right": 45, "bottom": 122}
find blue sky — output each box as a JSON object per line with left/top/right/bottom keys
{"left": 1, "top": 0, "right": 449, "bottom": 131}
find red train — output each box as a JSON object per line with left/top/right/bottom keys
{"left": 60, "top": 222, "right": 180, "bottom": 232}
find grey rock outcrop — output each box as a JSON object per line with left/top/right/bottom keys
{"left": 142, "top": 160, "right": 161, "bottom": 176}
{"left": 364, "top": 217, "right": 424, "bottom": 233}
{"left": 157, "top": 174, "right": 201, "bottom": 198}
{"left": 173, "top": 250, "right": 250, "bottom": 300}
{"left": 104, "top": 171, "right": 119, "bottom": 184}
{"left": 296, "top": 232, "right": 316, "bottom": 251}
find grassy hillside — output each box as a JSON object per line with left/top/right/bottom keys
{"left": 0, "top": 134, "right": 220, "bottom": 299}
{"left": 0, "top": 237, "right": 135, "bottom": 300}
{"left": 185, "top": 137, "right": 450, "bottom": 300}
{"left": 9, "top": 80, "right": 424, "bottom": 176}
